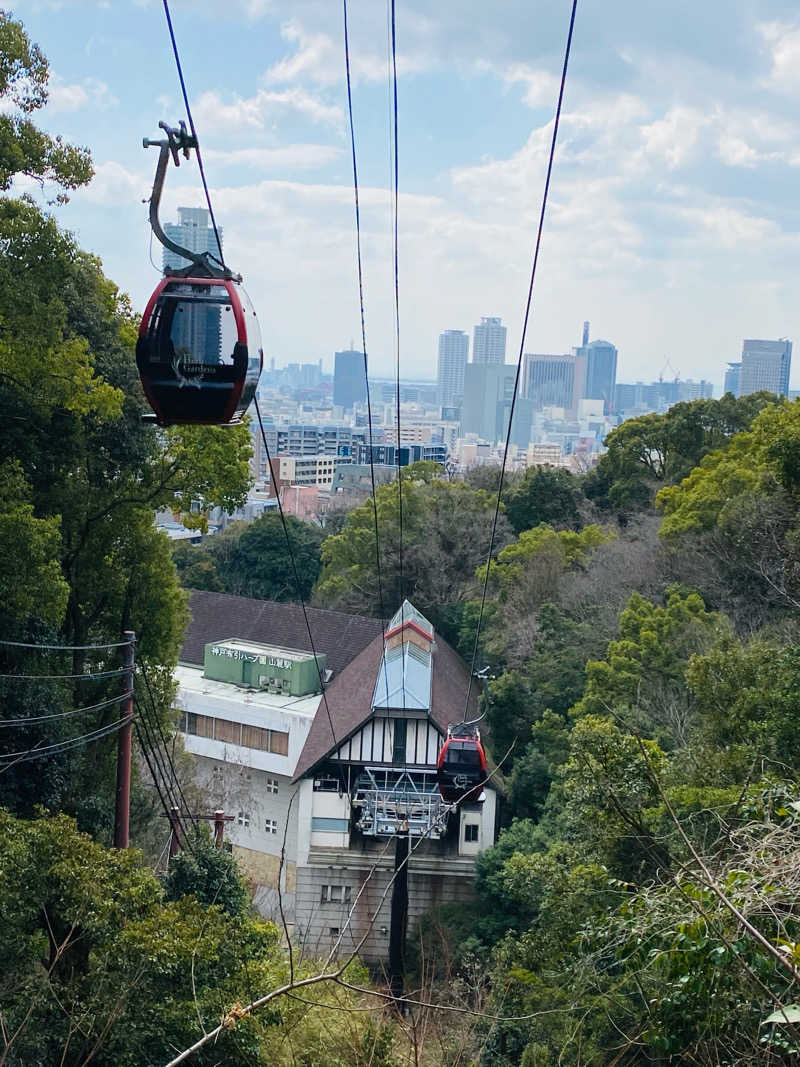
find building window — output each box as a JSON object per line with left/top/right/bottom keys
{"left": 241, "top": 723, "right": 269, "bottom": 750}
{"left": 265, "top": 818, "right": 278, "bottom": 834}
{"left": 392, "top": 719, "right": 407, "bottom": 765}
{"left": 329, "top": 927, "right": 340, "bottom": 937}
{"left": 269, "top": 729, "right": 289, "bottom": 756}
{"left": 321, "top": 885, "right": 352, "bottom": 904}
{"left": 216, "top": 718, "right": 242, "bottom": 746}
{"left": 236, "top": 811, "right": 251, "bottom": 828}
{"left": 464, "top": 823, "right": 479, "bottom": 843}
{"left": 265, "top": 778, "right": 279, "bottom": 794}
{"left": 211, "top": 766, "right": 224, "bottom": 788}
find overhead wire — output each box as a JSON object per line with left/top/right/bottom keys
{"left": 253, "top": 398, "right": 339, "bottom": 748}
{"left": 134, "top": 695, "right": 194, "bottom": 849}
{"left": 0, "top": 667, "right": 128, "bottom": 681}
{"left": 462, "top": 0, "right": 580, "bottom": 723}
{"left": 0, "top": 692, "right": 130, "bottom": 727}
{"left": 160, "top": 0, "right": 226, "bottom": 269}
{"left": 342, "top": 0, "right": 391, "bottom": 701}
{"left": 0, "top": 637, "right": 133, "bottom": 651}
{"left": 388, "top": 0, "right": 405, "bottom": 614}
{"left": 133, "top": 717, "right": 190, "bottom": 852}
{"left": 139, "top": 663, "right": 198, "bottom": 830}
{"left": 0, "top": 716, "right": 135, "bottom": 767}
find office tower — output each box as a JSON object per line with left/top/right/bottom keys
{"left": 437, "top": 330, "right": 468, "bottom": 407}
{"left": 573, "top": 323, "right": 618, "bottom": 414}
{"left": 333, "top": 349, "right": 367, "bottom": 410}
{"left": 472, "top": 317, "right": 507, "bottom": 365}
{"left": 163, "top": 207, "right": 223, "bottom": 363}
{"left": 462, "top": 363, "right": 533, "bottom": 448}
{"left": 738, "top": 339, "right": 792, "bottom": 398}
{"left": 522, "top": 353, "right": 585, "bottom": 413}
{"left": 724, "top": 362, "right": 741, "bottom": 397}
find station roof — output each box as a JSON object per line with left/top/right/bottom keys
{"left": 180, "top": 591, "right": 382, "bottom": 676}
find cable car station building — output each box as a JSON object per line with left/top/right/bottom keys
{"left": 176, "top": 593, "right": 498, "bottom": 962}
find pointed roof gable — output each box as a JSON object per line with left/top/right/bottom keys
{"left": 293, "top": 601, "right": 478, "bottom": 781}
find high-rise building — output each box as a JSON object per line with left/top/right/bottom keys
{"left": 738, "top": 339, "right": 792, "bottom": 398}
{"left": 163, "top": 207, "right": 224, "bottom": 363}
{"left": 163, "top": 206, "right": 222, "bottom": 272}
{"left": 472, "top": 317, "right": 507, "bottom": 365}
{"left": 724, "top": 363, "right": 741, "bottom": 397}
{"left": 522, "top": 353, "right": 585, "bottom": 413}
{"left": 333, "top": 350, "right": 366, "bottom": 410}
{"left": 437, "top": 330, "right": 469, "bottom": 407}
{"left": 462, "top": 363, "right": 533, "bottom": 448}
{"left": 573, "top": 323, "right": 617, "bottom": 414}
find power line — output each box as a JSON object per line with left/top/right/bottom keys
{"left": 0, "top": 667, "right": 128, "bottom": 681}
{"left": 463, "top": 0, "right": 580, "bottom": 721}
{"left": 160, "top": 0, "right": 226, "bottom": 269}
{"left": 0, "top": 637, "right": 133, "bottom": 651}
{"left": 0, "top": 716, "right": 134, "bottom": 767}
{"left": 0, "top": 692, "right": 130, "bottom": 726}
{"left": 133, "top": 718, "right": 191, "bottom": 853}
{"left": 134, "top": 696, "right": 193, "bottom": 849}
{"left": 139, "top": 663, "right": 198, "bottom": 830}
{"left": 253, "top": 397, "right": 339, "bottom": 748}
{"left": 343, "top": 0, "right": 390, "bottom": 698}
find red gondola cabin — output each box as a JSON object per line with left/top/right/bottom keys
{"left": 136, "top": 276, "right": 262, "bottom": 426}
{"left": 437, "top": 731, "right": 487, "bottom": 804}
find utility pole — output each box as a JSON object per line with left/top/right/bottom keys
{"left": 389, "top": 818, "right": 410, "bottom": 1008}
{"left": 114, "top": 630, "right": 135, "bottom": 849}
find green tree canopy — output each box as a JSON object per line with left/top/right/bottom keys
{"left": 0, "top": 13, "right": 92, "bottom": 197}
{"left": 504, "top": 464, "right": 584, "bottom": 534}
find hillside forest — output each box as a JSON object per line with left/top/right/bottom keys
{"left": 2, "top": 12, "right": 800, "bottom": 1065}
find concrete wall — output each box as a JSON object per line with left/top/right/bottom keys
{"left": 295, "top": 853, "right": 476, "bottom": 964}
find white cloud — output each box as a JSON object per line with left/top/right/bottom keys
{"left": 203, "top": 143, "right": 342, "bottom": 169}
{"left": 759, "top": 20, "right": 800, "bottom": 92}
{"left": 193, "top": 87, "right": 343, "bottom": 132}
{"left": 47, "top": 74, "right": 117, "bottom": 114}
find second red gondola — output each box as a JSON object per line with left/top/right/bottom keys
{"left": 437, "top": 730, "right": 487, "bottom": 804}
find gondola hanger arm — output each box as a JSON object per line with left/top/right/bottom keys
{"left": 143, "top": 120, "right": 240, "bottom": 281}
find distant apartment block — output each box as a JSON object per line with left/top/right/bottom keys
{"left": 738, "top": 339, "right": 792, "bottom": 398}
{"left": 333, "top": 350, "right": 367, "bottom": 411}
{"left": 472, "top": 317, "right": 507, "bottom": 365}
{"left": 163, "top": 206, "right": 221, "bottom": 272}
{"left": 437, "top": 330, "right": 468, "bottom": 407}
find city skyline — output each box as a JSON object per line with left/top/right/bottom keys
{"left": 10, "top": 1, "right": 800, "bottom": 393}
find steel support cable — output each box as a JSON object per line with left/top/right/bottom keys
{"left": 0, "top": 716, "right": 135, "bottom": 766}
{"left": 134, "top": 696, "right": 193, "bottom": 847}
{"left": 462, "top": 0, "right": 579, "bottom": 723}
{"left": 139, "top": 663, "right": 198, "bottom": 830}
{"left": 161, "top": 0, "right": 226, "bottom": 269}
{"left": 0, "top": 637, "right": 133, "bottom": 651}
{"left": 0, "top": 691, "right": 131, "bottom": 727}
{"left": 388, "top": 0, "right": 405, "bottom": 611}
{"left": 253, "top": 397, "right": 339, "bottom": 748}
{"left": 342, "top": 0, "right": 390, "bottom": 701}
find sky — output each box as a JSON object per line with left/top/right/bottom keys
{"left": 8, "top": 0, "right": 800, "bottom": 389}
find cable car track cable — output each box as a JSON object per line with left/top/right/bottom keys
{"left": 160, "top": 0, "right": 226, "bottom": 268}
{"left": 343, "top": 0, "right": 391, "bottom": 699}
{"left": 462, "top": 0, "right": 579, "bottom": 723}
{"left": 388, "top": 0, "right": 405, "bottom": 609}
{"left": 133, "top": 718, "right": 192, "bottom": 854}
{"left": 253, "top": 397, "right": 339, "bottom": 748}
